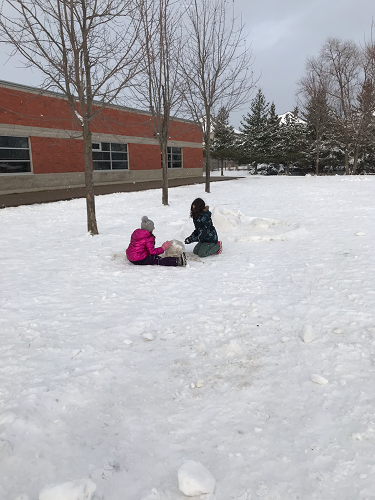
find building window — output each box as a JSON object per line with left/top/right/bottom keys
{"left": 92, "top": 142, "right": 128, "bottom": 170}
{"left": 0, "top": 136, "right": 31, "bottom": 173}
{"left": 167, "top": 146, "right": 182, "bottom": 168}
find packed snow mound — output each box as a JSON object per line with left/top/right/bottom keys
{"left": 178, "top": 460, "right": 216, "bottom": 496}
{"left": 38, "top": 478, "right": 96, "bottom": 500}
{"left": 251, "top": 218, "right": 270, "bottom": 229}
{"left": 163, "top": 239, "right": 185, "bottom": 258}
{"left": 212, "top": 206, "right": 306, "bottom": 242}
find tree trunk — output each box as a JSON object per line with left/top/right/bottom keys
{"left": 315, "top": 138, "right": 320, "bottom": 175}
{"left": 161, "top": 143, "right": 169, "bottom": 205}
{"left": 352, "top": 145, "right": 359, "bottom": 175}
{"left": 315, "top": 149, "right": 320, "bottom": 175}
{"left": 83, "top": 121, "right": 98, "bottom": 235}
{"left": 205, "top": 138, "right": 211, "bottom": 193}
{"left": 344, "top": 149, "right": 350, "bottom": 175}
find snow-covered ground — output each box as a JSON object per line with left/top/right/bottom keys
{"left": 1, "top": 175, "right": 375, "bottom": 500}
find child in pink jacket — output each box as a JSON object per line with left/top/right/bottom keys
{"left": 126, "top": 216, "right": 186, "bottom": 267}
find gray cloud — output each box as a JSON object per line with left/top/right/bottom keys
{"left": 0, "top": 0, "right": 374, "bottom": 128}
{"left": 231, "top": 0, "right": 374, "bottom": 126}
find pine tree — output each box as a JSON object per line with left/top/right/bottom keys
{"left": 239, "top": 89, "right": 270, "bottom": 172}
{"left": 211, "top": 107, "right": 236, "bottom": 175}
{"left": 266, "top": 102, "right": 282, "bottom": 165}
{"left": 279, "top": 107, "right": 308, "bottom": 175}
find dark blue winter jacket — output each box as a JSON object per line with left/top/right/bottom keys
{"left": 185, "top": 208, "right": 218, "bottom": 244}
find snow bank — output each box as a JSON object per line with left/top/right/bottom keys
{"left": 211, "top": 206, "right": 306, "bottom": 242}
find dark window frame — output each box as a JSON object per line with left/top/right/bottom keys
{"left": 92, "top": 142, "right": 128, "bottom": 170}
{"left": 167, "top": 146, "right": 182, "bottom": 169}
{"left": 0, "top": 135, "right": 32, "bottom": 174}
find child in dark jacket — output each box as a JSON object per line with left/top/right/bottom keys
{"left": 127, "top": 216, "right": 186, "bottom": 267}
{"left": 184, "top": 198, "right": 222, "bottom": 257}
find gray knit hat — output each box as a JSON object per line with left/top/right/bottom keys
{"left": 141, "top": 215, "right": 155, "bottom": 232}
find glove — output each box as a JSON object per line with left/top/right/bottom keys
{"left": 184, "top": 237, "right": 190, "bottom": 244}
{"left": 161, "top": 241, "right": 171, "bottom": 251}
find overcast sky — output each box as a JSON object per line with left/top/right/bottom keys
{"left": 230, "top": 0, "right": 375, "bottom": 127}
{"left": 0, "top": 0, "right": 374, "bottom": 128}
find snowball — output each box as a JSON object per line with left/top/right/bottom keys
{"left": 163, "top": 239, "right": 185, "bottom": 257}
{"left": 300, "top": 324, "right": 315, "bottom": 343}
{"left": 142, "top": 333, "right": 154, "bottom": 341}
{"left": 352, "top": 433, "right": 363, "bottom": 441}
{"left": 39, "top": 478, "right": 96, "bottom": 500}
{"left": 310, "top": 374, "right": 328, "bottom": 385}
{"left": 333, "top": 328, "right": 343, "bottom": 334}
{"left": 123, "top": 339, "right": 133, "bottom": 345}
{"left": 250, "top": 218, "right": 270, "bottom": 229}
{"left": 178, "top": 460, "right": 216, "bottom": 496}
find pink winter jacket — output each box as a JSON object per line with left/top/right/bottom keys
{"left": 126, "top": 229, "right": 164, "bottom": 262}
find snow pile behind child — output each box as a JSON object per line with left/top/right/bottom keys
{"left": 211, "top": 206, "right": 307, "bottom": 242}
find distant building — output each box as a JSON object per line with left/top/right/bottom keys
{"left": 0, "top": 80, "right": 203, "bottom": 195}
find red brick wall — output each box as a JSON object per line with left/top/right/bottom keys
{"left": 0, "top": 85, "right": 202, "bottom": 142}
{"left": 29, "top": 137, "right": 202, "bottom": 174}
{"left": 0, "top": 83, "right": 203, "bottom": 174}
{"left": 183, "top": 147, "right": 203, "bottom": 169}
{"left": 30, "top": 137, "right": 84, "bottom": 174}
{"left": 0, "top": 86, "right": 79, "bottom": 131}
{"left": 128, "top": 143, "right": 160, "bottom": 170}
{"left": 169, "top": 121, "right": 202, "bottom": 143}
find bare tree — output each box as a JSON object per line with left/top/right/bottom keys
{"left": 319, "top": 37, "right": 375, "bottom": 175}
{"left": 179, "top": 0, "right": 254, "bottom": 193}
{"left": 132, "top": 0, "right": 183, "bottom": 206}
{"left": 298, "top": 57, "right": 332, "bottom": 175}
{"left": 0, "top": 0, "right": 142, "bottom": 234}
{"left": 299, "top": 37, "right": 375, "bottom": 175}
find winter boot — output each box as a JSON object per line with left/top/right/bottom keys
{"left": 179, "top": 252, "right": 187, "bottom": 267}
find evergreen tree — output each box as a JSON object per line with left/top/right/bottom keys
{"left": 266, "top": 102, "right": 282, "bottom": 165}
{"left": 239, "top": 89, "right": 270, "bottom": 172}
{"left": 279, "top": 107, "right": 308, "bottom": 174}
{"left": 211, "top": 107, "right": 236, "bottom": 175}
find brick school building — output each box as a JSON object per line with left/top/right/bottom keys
{"left": 0, "top": 80, "right": 203, "bottom": 196}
